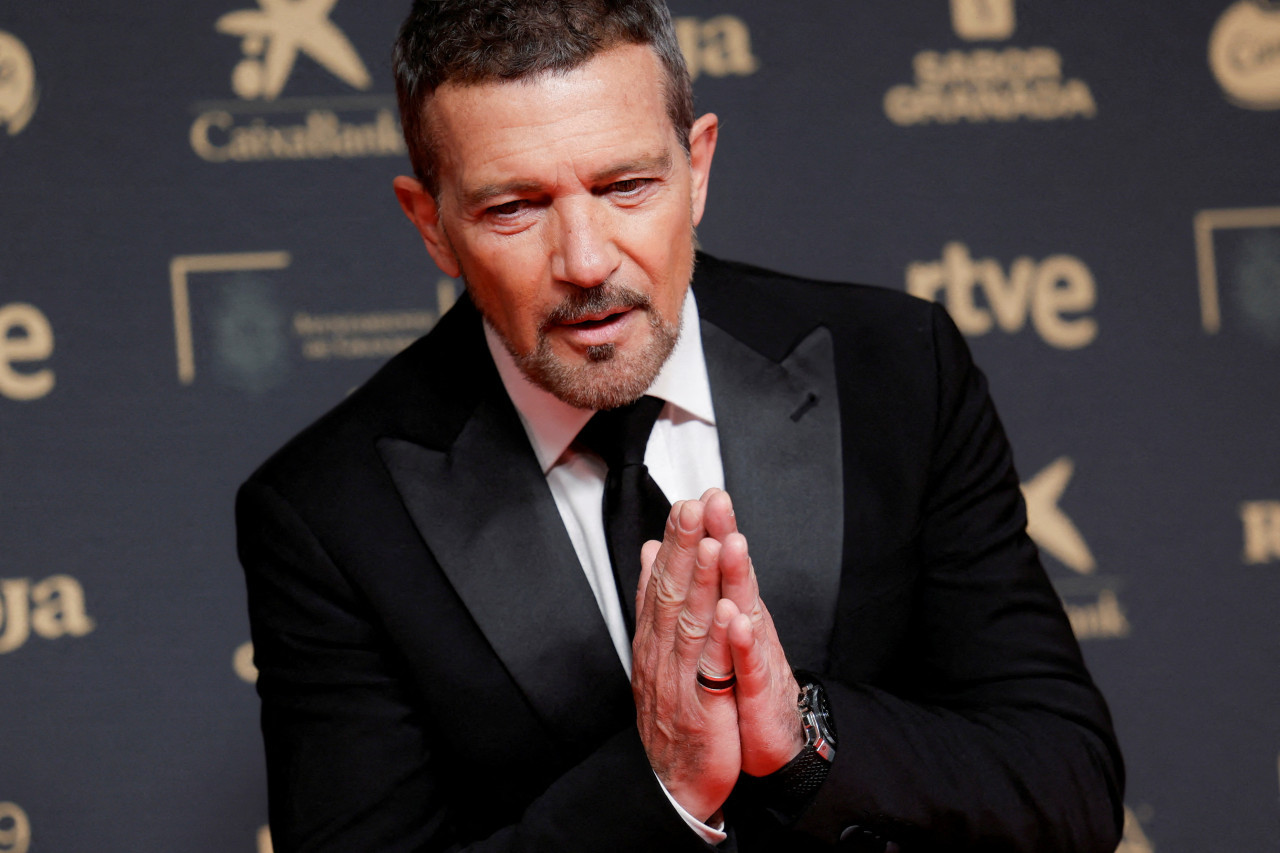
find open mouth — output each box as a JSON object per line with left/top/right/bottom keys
{"left": 560, "top": 308, "right": 630, "bottom": 329}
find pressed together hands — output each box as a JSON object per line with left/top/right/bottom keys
{"left": 631, "top": 488, "right": 807, "bottom": 822}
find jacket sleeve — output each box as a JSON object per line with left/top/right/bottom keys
{"left": 788, "top": 303, "right": 1124, "bottom": 852}
{"left": 236, "top": 480, "right": 728, "bottom": 853}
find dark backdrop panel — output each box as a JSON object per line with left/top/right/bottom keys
{"left": 2, "top": 2, "right": 1276, "bottom": 851}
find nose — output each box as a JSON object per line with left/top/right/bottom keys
{"left": 549, "top": 198, "right": 620, "bottom": 289}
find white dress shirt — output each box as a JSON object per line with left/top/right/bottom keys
{"left": 484, "top": 290, "right": 729, "bottom": 842}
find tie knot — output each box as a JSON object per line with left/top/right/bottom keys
{"left": 577, "top": 395, "right": 665, "bottom": 470}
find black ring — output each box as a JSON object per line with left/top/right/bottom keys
{"left": 696, "top": 670, "right": 737, "bottom": 692}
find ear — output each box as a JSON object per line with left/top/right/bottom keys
{"left": 393, "top": 175, "right": 461, "bottom": 279}
{"left": 686, "top": 113, "right": 719, "bottom": 228}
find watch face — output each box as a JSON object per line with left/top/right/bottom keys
{"left": 804, "top": 680, "right": 836, "bottom": 746}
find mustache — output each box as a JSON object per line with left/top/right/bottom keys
{"left": 543, "top": 283, "right": 651, "bottom": 327}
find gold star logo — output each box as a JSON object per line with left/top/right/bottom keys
{"left": 216, "top": 0, "right": 371, "bottom": 100}
{"left": 1021, "top": 456, "right": 1096, "bottom": 574}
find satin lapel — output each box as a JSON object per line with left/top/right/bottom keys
{"left": 376, "top": 387, "right": 634, "bottom": 751}
{"left": 701, "top": 321, "right": 844, "bottom": 672}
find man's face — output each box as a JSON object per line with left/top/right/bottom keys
{"left": 394, "top": 44, "right": 718, "bottom": 410}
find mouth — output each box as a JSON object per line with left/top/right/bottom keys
{"left": 550, "top": 306, "right": 637, "bottom": 348}
{"left": 560, "top": 308, "right": 631, "bottom": 329}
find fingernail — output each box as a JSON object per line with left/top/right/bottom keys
{"left": 678, "top": 501, "right": 700, "bottom": 533}
{"left": 714, "top": 599, "right": 733, "bottom": 625}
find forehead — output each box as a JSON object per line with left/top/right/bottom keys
{"left": 426, "top": 44, "right": 675, "bottom": 193}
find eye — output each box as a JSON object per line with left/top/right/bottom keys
{"left": 487, "top": 199, "right": 526, "bottom": 218}
{"left": 609, "top": 179, "right": 649, "bottom": 196}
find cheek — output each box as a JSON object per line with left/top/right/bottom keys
{"left": 484, "top": 287, "right": 543, "bottom": 345}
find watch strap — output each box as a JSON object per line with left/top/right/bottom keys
{"left": 737, "top": 673, "right": 836, "bottom": 825}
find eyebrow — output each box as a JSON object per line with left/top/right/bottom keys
{"left": 589, "top": 151, "right": 672, "bottom": 185}
{"left": 461, "top": 179, "right": 545, "bottom": 210}
{"left": 460, "top": 152, "right": 673, "bottom": 209}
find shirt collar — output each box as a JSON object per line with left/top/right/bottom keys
{"left": 484, "top": 289, "right": 715, "bottom": 474}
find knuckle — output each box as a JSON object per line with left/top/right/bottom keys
{"left": 654, "top": 577, "right": 684, "bottom": 609}
{"left": 676, "top": 608, "right": 709, "bottom": 641}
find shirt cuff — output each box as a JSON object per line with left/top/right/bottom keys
{"left": 654, "top": 772, "right": 728, "bottom": 844}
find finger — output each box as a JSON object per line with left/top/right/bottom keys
{"left": 635, "top": 539, "right": 661, "bottom": 625}
{"left": 718, "top": 531, "right": 761, "bottom": 623}
{"left": 637, "top": 494, "right": 680, "bottom": 635}
{"left": 645, "top": 499, "right": 707, "bottom": 633}
{"left": 673, "top": 537, "right": 723, "bottom": 663}
{"left": 701, "top": 488, "right": 738, "bottom": 542}
{"left": 695, "top": 598, "right": 740, "bottom": 705}
{"left": 727, "top": 612, "right": 769, "bottom": 700}
{"left": 728, "top": 611, "right": 803, "bottom": 777}
{"left": 649, "top": 500, "right": 684, "bottom": 579}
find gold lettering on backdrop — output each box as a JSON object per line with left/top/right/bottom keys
{"left": 1210, "top": 0, "right": 1280, "bottom": 110}
{"left": 0, "top": 303, "right": 55, "bottom": 401}
{"left": 0, "top": 802, "right": 31, "bottom": 853}
{"left": 907, "top": 243, "right": 1098, "bottom": 348}
{"left": 675, "top": 16, "right": 759, "bottom": 81}
{"left": 0, "top": 580, "right": 30, "bottom": 654}
{"left": 0, "top": 576, "right": 95, "bottom": 654}
{"left": 1241, "top": 501, "right": 1280, "bottom": 564}
{"left": 885, "top": 47, "right": 1095, "bottom": 125}
{"left": 29, "top": 575, "right": 95, "bottom": 640}
{"left": 191, "top": 108, "right": 404, "bottom": 163}
{"left": 294, "top": 280, "right": 458, "bottom": 362}
{"left": 234, "top": 640, "right": 258, "bottom": 683}
{"left": 951, "top": 0, "right": 1016, "bottom": 42}
{"left": 0, "top": 31, "right": 38, "bottom": 137}
{"left": 1064, "top": 589, "right": 1131, "bottom": 640}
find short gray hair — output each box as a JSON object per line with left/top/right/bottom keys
{"left": 393, "top": 0, "right": 694, "bottom": 196}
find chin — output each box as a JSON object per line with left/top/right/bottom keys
{"left": 518, "top": 327, "right": 678, "bottom": 411}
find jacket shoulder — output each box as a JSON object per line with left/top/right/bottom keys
{"left": 693, "top": 252, "right": 940, "bottom": 364}
{"left": 243, "top": 295, "right": 490, "bottom": 495}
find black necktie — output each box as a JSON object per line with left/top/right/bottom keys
{"left": 576, "top": 395, "right": 671, "bottom": 636}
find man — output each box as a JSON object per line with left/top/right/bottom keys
{"left": 236, "top": 1, "right": 1124, "bottom": 850}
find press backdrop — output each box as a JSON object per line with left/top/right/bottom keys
{"left": 2, "top": 2, "right": 1278, "bottom": 851}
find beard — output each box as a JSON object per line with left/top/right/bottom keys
{"left": 483, "top": 280, "right": 683, "bottom": 411}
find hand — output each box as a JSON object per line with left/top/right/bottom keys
{"left": 632, "top": 500, "right": 741, "bottom": 821}
{"left": 701, "top": 489, "right": 805, "bottom": 778}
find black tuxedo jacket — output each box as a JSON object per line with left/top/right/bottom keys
{"left": 237, "top": 254, "right": 1123, "bottom": 852}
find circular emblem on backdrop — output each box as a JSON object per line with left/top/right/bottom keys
{"left": 0, "top": 31, "right": 38, "bottom": 136}
{"left": 1210, "top": 0, "right": 1280, "bottom": 109}
{"left": 1231, "top": 231, "right": 1280, "bottom": 343}
{"left": 210, "top": 274, "right": 290, "bottom": 394}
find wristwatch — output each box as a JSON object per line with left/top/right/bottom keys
{"left": 744, "top": 670, "right": 838, "bottom": 823}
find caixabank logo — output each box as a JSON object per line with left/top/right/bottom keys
{"left": 1210, "top": 0, "right": 1280, "bottom": 110}
{"left": 885, "top": 0, "right": 1097, "bottom": 126}
{"left": 1022, "top": 458, "right": 1131, "bottom": 641}
{"left": 188, "top": 2, "right": 760, "bottom": 164}
{"left": 0, "top": 30, "right": 38, "bottom": 137}
{"left": 1194, "top": 206, "right": 1280, "bottom": 344}
{"left": 169, "top": 251, "right": 460, "bottom": 392}
{"left": 190, "top": 0, "right": 403, "bottom": 163}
